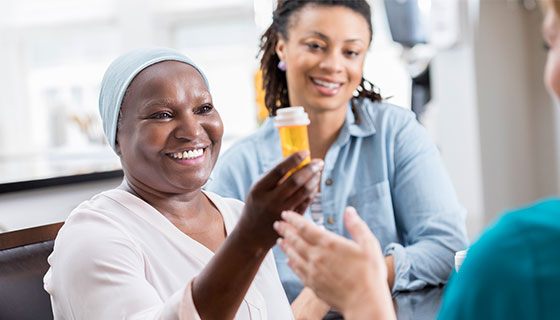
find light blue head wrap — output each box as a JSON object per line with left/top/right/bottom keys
{"left": 99, "top": 47, "right": 209, "bottom": 153}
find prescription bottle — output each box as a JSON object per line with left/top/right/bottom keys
{"left": 274, "top": 106, "right": 311, "bottom": 175}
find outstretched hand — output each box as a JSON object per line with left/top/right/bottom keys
{"left": 192, "top": 151, "right": 322, "bottom": 319}
{"left": 274, "top": 207, "right": 396, "bottom": 320}
{"left": 238, "top": 150, "right": 323, "bottom": 250}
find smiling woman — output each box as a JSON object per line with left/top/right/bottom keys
{"left": 0, "top": 0, "right": 262, "bottom": 191}
{"left": 116, "top": 61, "right": 224, "bottom": 198}
{"left": 44, "top": 47, "right": 323, "bottom": 319}
{"left": 206, "top": 0, "right": 468, "bottom": 318}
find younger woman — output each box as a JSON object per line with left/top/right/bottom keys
{"left": 207, "top": 0, "right": 468, "bottom": 315}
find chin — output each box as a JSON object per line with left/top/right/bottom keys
{"left": 185, "top": 175, "right": 211, "bottom": 189}
{"left": 163, "top": 172, "right": 211, "bottom": 192}
{"left": 174, "top": 181, "right": 207, "bottom": 193}
{"left": 311, "top": 99, "right": 349, "bottom": 111}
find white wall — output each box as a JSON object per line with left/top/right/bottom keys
{"left": 432, "top": 1, "right": 560, "bottom": 240}
{"left": 474, "top": 2, "right": 559, "bottom": 223}
{"left": 427, "top": 0, "right": 485, "bottom": 240}
{"left": 431, "top": 44, "right": 485, "bottom": 240}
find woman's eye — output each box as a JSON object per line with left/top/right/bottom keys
{"left": 151, "top": 112, "right": 172, "bottom": 119}
{"left": 345, "top": 50, "right": 359, "bottom": 57}
{"left": 195, "top": 104, "right": 214, "bottom": 114}
{"left": 544, "top": 41, "right": 551, "bottom": 51}
{"left": 306, "top": 43, "right": 323, "bottom": 50}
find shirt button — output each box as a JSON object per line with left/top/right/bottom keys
{"left": 325, "top": 178, "right": 333, "bottom": 186}
{"left": 327, "top": 217, "right": 335, "bottom": 225}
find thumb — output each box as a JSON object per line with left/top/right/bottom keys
{"left": 344, "top": 207, "right": 379, "bottom": 251}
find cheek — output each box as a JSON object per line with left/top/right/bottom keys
{"left": 545, "top": 51, "right": 560, "bottom": 99}
{"left": 208, "top": 115, "right": 224, "bottom": 142}
{"left": 128, "top": 124, "right": 170, "bottom": 156}
{"left": 139, "top": 123, "right": 166, "bottom": 141}
{"left": 287, "top": 57, "right": 308, "bottom": 82}
{"left": 206, "top": 116, "right": 224, "bottom": 167}
{"left": 115, "top": 121, "right": 134, "bottom": 155}
{"left": 349, "top": 59, "right": 365, "bottom": 85}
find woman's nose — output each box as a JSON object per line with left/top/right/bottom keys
{"left": 319, "top": 51, "right": 343, "bottom": 73}
{"left": 173, "top": 113, "right": 203, "bottom": 140}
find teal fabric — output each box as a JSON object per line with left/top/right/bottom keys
{"left": 98, "top": 47, "right": 208, "bottom": 152}
{"left": 438, "top": 198, "right": 560, "bottom": 319}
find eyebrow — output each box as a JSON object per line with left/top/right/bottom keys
{"left": 143, "top": 98, "right": 174, "bottom": 109}
{"left": 141, "top": 91, "right": 212, "bottom": 109}
{"left": 307, "top": 31, "right": 365, "bottom": 44}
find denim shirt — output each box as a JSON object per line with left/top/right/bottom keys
{"left": 206, "top": 99, "right": 468, "bottom": 301}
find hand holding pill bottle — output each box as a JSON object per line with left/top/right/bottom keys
{"left": 274, "top": 106, "right": 311, "bottom": 176}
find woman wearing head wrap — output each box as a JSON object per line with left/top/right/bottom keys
{"left": 44, "top": 47, "right": 323, "bottom": 319}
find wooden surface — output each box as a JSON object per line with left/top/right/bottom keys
{"left": 0, "top": 222, "right": 64, "bottom": 250}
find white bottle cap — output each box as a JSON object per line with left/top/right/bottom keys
{"left": 274, "top": 106, "right": 310, "bottom": 127}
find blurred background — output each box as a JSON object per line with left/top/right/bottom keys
{"left": 1, "top": 0, "right": 558, "bottom": 243}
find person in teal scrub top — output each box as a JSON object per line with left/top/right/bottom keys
{"left": 273, "top": 0, "right": 560, "bottom": 318}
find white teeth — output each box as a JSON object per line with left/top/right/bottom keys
{"left": 313, "top": 78, "right": 341, "bottom": 89}
{"left": 170, "top": 148, "right": 204, "bottom": 160}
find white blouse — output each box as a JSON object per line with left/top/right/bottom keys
{"left": 44, "top": 186, "right": 293, "bottom": 319}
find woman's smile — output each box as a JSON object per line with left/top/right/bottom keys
{"left": 310, "top": 76, "right": 344, "bottom": 96}
{"left": 166, "top": 146, "right": 207, "bottom": 165}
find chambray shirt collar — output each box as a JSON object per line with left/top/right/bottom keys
{"left": 346, "top": 99, "right": 377, "bottom": 137}
{"left": 329, "top": 100, "right": 378, "bottom": 152}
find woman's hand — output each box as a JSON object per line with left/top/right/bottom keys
{"left": 238, "top": 150, "right": 323, "bottom": 250}
{"left": 192, "top": 151, "right": 322, "bottom": 319}
{"left": 274, "top": 207, "right": 396, "bottom": 320}
{"left": 290, "top": 287, "right": 330, "bottom": 320}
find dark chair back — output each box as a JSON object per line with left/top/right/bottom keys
{"left": 0, "top": 222, "right": 63, "bottom": 320}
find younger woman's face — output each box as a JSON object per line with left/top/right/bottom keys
{"left": 544, "top": 8, "right": 560, "bottom": 99}
{"left": 276, "top": 5, "right": 370, "bottom": 114}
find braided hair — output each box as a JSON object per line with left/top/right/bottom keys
{"left": 259, "top": 0, "right": 383, "bottom": 116}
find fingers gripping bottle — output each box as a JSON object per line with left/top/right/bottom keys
{"left": 274, "top": 106, "right": 311, "bottom": 176}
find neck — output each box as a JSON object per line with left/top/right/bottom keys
{"left": 122, "top": 176, "right": 209, "bottom": 222}
{"left": 122, "top": 176, "right": 225, "bottom": 253}
{"left": 307, "top": 105, "right": 348, "bottom": 160}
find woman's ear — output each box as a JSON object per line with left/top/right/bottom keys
{"left": 115, "top": 136, "right": 122, "bottom": 156}
{"left": 275, "top": 35, "right": 286, "bottom": 62}
{"left": 114, "top": 109, "right": 124, "bottom": 156}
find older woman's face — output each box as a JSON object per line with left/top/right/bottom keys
{"left": 544, "top": 8, "right": 560, "bottom": 100}
{"left": 116, "top": 61, "right": 223, "bottom": 194}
